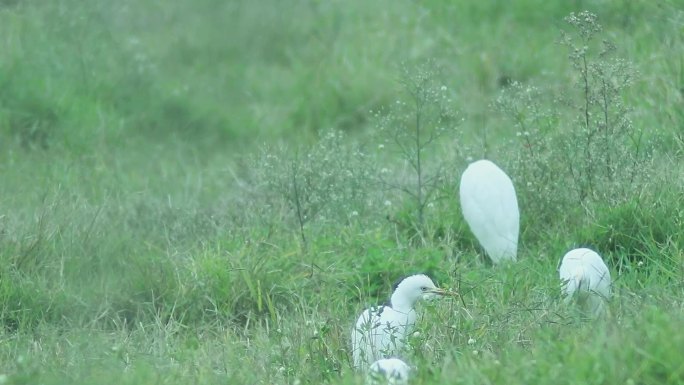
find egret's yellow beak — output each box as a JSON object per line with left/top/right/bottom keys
{"left": 428, "top": 287, "right": 459, "bottom": 297}
{"left": 431, "top": 287, "right": 466, "bottom": 307}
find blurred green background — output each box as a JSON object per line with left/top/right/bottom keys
{"left": 0, "top": 0, "right": 682, "bottom": 384}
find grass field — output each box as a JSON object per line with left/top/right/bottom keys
{"left": 0, "top": 0, "right": 683, "bottom": 384}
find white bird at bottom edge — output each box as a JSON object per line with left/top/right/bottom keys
{"left": 366, "top": 358, "right": 411, "bottom": 385}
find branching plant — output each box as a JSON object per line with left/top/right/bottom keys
{"left": 374, "top": 62, "right": 460, "bottom": 234}
{"left": 498, "top": 11, "right": 648, "bottom": 226}
{"left": 495, "top": 81, "right": 564, "bottom": 223}
{"left": 256, "top": 130, "right": 371, "bottom": 251}
{"left": 560, "top": 11, "right": 644, "bottom": 204}
{"left": 494, "top": 11, "right": 655, "bottom": 246}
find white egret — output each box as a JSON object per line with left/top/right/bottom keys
{"left": 559, "top": 248, "right": 611, "bottom": 317}
{"left": 366, "top": 358, "right": 411, "bottom": 385}
{"left": 351, "top": 274, "right": 454, "bottom": 370}
{"left": 459, "top": 159, "right": 519, "bottom": 264}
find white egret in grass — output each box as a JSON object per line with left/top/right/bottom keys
{"left": 366, "top": 358, "right": 411, "bottom": 385}
{"left": 559, "top": 248, "right": 611, "bottom": 316}
{"left": 352, "top": 274, "right": 455, "bottom": 370}
{"left": 459, "top": 159, "right": 519, "bottom": 264}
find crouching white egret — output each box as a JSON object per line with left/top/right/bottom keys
{"left": 459, "top": 159, "right": 520, "bottom": 264}
{"left": 559, "top": 248, "right": 611, "bottom": 317}
{"left": 367, "top": 358, "right": 411, "bottom": 385}
{"left": 351, "top": 274, "right": 455, "bottom": 370}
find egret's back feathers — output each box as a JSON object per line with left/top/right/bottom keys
{"left": 559, "top": 248, "right": 611, "bottom": 316}
{"left": 459, "top": 159, "right": 520, "bottom": 264}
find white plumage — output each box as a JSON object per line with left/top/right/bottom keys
{"left": 351, "top": 274, "right": 451, "bottom": 370}
{"left": 459, "top": 159, "right": 520, "bottom": 264}
{"left": 366, "top": 358, "right": 411, "bottom": 385}
{"left": 559, "top": 248, "right": 611, "bottom": 316}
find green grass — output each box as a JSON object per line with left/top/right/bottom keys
{"left": 1, "top": 0, "right": 683, "bottom": 384}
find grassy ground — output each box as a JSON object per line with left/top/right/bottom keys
{"left": 0, "top": 0, "right": 683, "bottom": 384}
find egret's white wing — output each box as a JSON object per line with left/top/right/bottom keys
{"left": 460, "top": 160, "right": 519, "bottom": 263}
{"left": 559, "top": 249, "right": 585, "bottom": 297}
{"left": 352, "top": 307, "right": 380, "bottom": 369}
{"left": 352, "top": 306, "right": 415, "bottom": 370}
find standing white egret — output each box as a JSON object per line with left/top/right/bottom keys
{"left": 351, "top": 274, "right": 454, "bottom": 370}
{"left": 559, "top": 248, "right": 611, "bottom": 317}
{"left": 459, "top": 159, "right": 519, "bottom": 264}
{"left": 366, "top": 358, "right": 411, "bottom": 385}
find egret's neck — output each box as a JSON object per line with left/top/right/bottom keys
{"left": 390, "top": 292, "right": 416, "bottom": 314}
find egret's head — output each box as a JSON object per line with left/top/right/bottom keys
{"left": 391, "top": 274, "right": 454, "bottom": 309}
